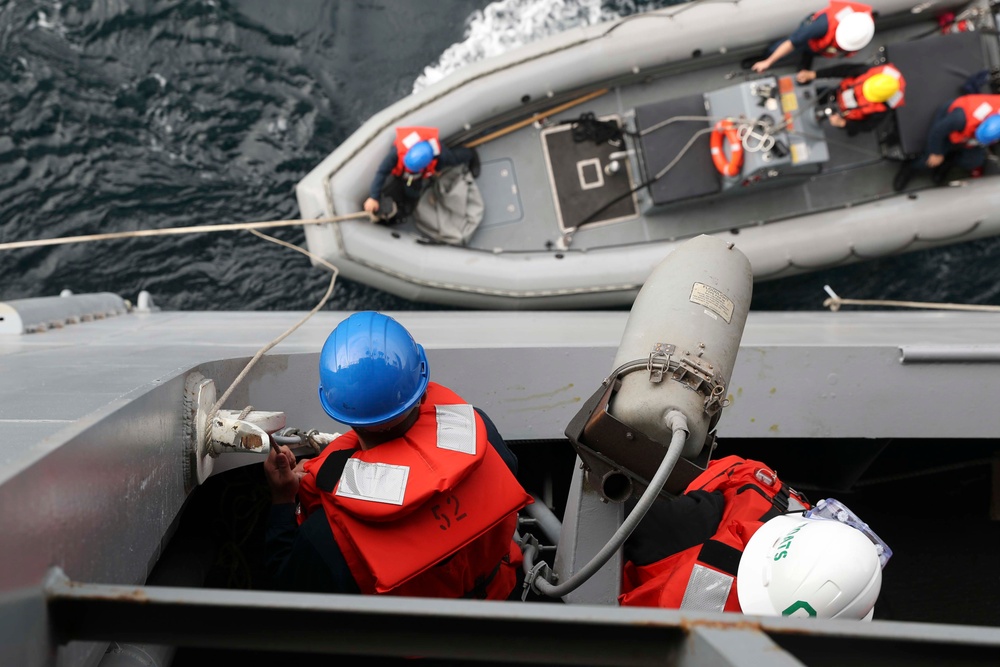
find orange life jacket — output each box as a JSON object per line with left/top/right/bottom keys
{"left": 619, "top": 456, "right": 810, "bottom": 612}
{"left": 947, "top": 95, "right": 1000, "bottom": 145}
{"left": 836, "top": 64, "right": 905, "bottom": 121}
{"left": 807, "top": 1, "right": 873, "bottom": 57}
{"left": 390, "top": 126, "right": 442, "bottom": 178}
{"left": 297, "top": 382, "right": 532, "bottom": 598}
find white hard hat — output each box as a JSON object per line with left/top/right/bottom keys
{"left": 835, "top": 11, "right": 875, "bottom": 52}
{"left": 736, "top": 514, "right": 882, "bottom": 620}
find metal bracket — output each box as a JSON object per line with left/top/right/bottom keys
{"left": 647, "top": 343, "right": 675, "bottom": 382}
{"left": 209, "top": 410, "right": 286, "bottom": 456}
{"left": 635, "top": 343, "right": 729, "bottom": 416}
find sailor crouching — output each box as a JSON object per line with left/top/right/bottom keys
{"left": 264, "top": 311, "right": 530, "bottom": 599}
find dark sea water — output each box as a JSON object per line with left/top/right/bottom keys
{"left": 2, "top": 0, "right": 1000, "bottom": 313}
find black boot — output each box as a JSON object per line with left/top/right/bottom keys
{"left": 469, "top": 148, "right": 481, "bottom": 178}
{"left": 892, "top": 162, "right": 914, "bottom": 192}
{"left": 931, "top": 157, "right": 956, "bottom": 185}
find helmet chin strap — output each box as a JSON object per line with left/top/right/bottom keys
{"left": 354, "top": 404, "right": 422, "bottom": 449}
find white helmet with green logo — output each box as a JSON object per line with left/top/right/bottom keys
{"left": 736, "top": 513, "right": 882, "bottom": 621}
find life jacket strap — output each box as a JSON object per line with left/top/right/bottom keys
{"left": 462, "top": 552, "right": 509, "bottom": 600}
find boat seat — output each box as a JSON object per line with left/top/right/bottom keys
{"left": 634, "top": 93, "right": 721, "bottom": 206}
{"left": 888, "top": 31, "right": 988, "bottom": 156}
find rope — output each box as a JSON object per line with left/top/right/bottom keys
{"left": 822, "top": 285, "right": 1000, "bottom": 312}
{"left": 206, "top": 227, "right": 340, "bottom": 430}
{"left": 0, "top": 211, "right": 370, "bottom": 252}
{"left": 569, "top": 112, "right": 626, "bottom": 146}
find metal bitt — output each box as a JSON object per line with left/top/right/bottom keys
{"left": 209, "top": 410, "right": 284, "bottom": 454}
{"left": 186, "top": 372, "right": 285, "bottom": 486}
{"left": 182, "top": 371, "right": 335, "bottom": 487}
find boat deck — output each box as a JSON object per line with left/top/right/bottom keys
{"left": 409, "top": 23, "right": 998, "bottom": 255}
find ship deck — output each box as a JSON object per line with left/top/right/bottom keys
{"left": 2, "top": 304, "right": 1000, "bottom": 665}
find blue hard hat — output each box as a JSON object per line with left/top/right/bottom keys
{"left": 317, "top": 312, "right": 429, "bottom": 428}
{"left": 403, "top": 140, "right": 435, "bottom": 172}
{"left": 975, "top": 114, "right": 1000, "bottom": 145}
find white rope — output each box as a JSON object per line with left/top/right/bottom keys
{"left": 0, "top": 212, "right": 371, "bottom": 252}
{"left": 822, "top": 285, "right": 1000, "bottom": 313}
{"left": 3, "top": 209, "right": 361, "bottom": 430}
{"left": 207, "top": 228, "right": 341, "bottom": 421}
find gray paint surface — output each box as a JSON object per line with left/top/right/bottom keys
{"left": 3, "top": 305, "right": 1000, "bottom": 666}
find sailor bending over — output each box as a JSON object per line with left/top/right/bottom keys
{"left": 894, "top": 94, "right": 1000, "bottom": 190}
{"left": 620, "top": 456, "right": 888, "bottom": 620}
{"left": 363, "top": 126, "right": 480, "bottom": 223}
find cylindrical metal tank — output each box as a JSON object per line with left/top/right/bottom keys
{"left": 608, "top": 235, "right": 752, "bottom": 458}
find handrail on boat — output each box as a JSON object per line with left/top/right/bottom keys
{"left": 463, "top": 88, "right": 610, "bottom": 149}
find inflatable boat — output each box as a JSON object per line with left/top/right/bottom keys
{"left": 296, "top": 0, "right": 1000, "bottom": 309}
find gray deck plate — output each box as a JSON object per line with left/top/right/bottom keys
{"left": 889, "top": 31, "right": 988, "bottom": 155}
{"left": 541, "top": 118, "right": 637, "bottom": 230}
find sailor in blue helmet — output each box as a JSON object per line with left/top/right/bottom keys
{"left": 893, "top": 94, "right": 1000, "bottom": 191}
{"left": 263, "top": 311, "right": 530, "bottom": 598}
{"left": 363, "top": 126, "right": 480, "bottom": 223}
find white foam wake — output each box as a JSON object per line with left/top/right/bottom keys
{"left": 413, "top": 0, "right": 662, "bottom": 93}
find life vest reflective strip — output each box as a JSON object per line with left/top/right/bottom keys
{"left": 390, "top": 126, "right": 442, "bottom": 178}
{"left": 806, "top": 1, "right": 873, "bottom": 57}
{"left": 297, "top": 382, "right": 531, "bottom": 598}
{"left": 836, "top": 64, "right": 905, "bottom": 121}
{"left": 710, "top": 120, "right": 743, "bottom": 177}
{"left": 947, "top": 95, "right": 1000, "bottom": 145}
{"left": 619, "top": 456, "right": 810, "bottom": 611}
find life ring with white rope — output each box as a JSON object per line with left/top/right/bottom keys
{"left": 710, "top": 119, "right": 744, "bottom": 177}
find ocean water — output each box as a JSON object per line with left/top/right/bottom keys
{"left": 2, "top": 0, "right": 999, "bottom": 313}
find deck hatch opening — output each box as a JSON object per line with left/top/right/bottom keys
{"left": 540, "top": 115, "right": 638, "bottom": 233}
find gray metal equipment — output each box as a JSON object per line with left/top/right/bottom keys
{"left": 703, "top": 76, "right": 829, "bottom": 191}
{"left": 565, "top": 234, "right": 753, "bottom": 502}
{"left": 550, "top": 235, "right": 752, "bottom": 604}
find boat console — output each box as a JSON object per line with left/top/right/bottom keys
{"left": 634, "top": 75, "right": 831, "bottom": 207}
{"left": 705, "top": 76, "right": 831, "bottom": 188}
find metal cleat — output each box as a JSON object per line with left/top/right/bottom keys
{"left": 208, "top": 410, "right": 286, "bottom": 455}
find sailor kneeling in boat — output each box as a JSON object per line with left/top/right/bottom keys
{"left": 619, "top": 456, "right": 889, "bottom": 620}
{"left": 264, "top": 311, "right": 530, "bottom": 599}
{"left": 894, "top": 94, "right": 1000, "bottom": 190}
{"left": 363, "top": 126, "right": 480, "bottom": 223}
{"left": 803, "top": 63, "right": 905, "bottom": 136}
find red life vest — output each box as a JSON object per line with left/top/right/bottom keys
{"left": 947, "top": 95, "right": 1000, "bottom": 145}
{"left": 836, "top": 64, "right": 905, "bottom": 121}
{"left": 297, "top": 382, "right": 531, "bottom": 598}
{"left": 390, "top": 126, "right": 442, "bottom": 178}
{"left": 619, "top": 456, "right": 810, "bottom": 611}
{"left": 807, "top": 1, "right": 873, "bottom": 57}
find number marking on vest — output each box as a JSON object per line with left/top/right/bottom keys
{"left": 431, "top": 494, "right": 468, "bottom": 530}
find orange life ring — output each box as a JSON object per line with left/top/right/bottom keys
{"left": 710, "top": 119, "right": 744, "bottom": 177}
